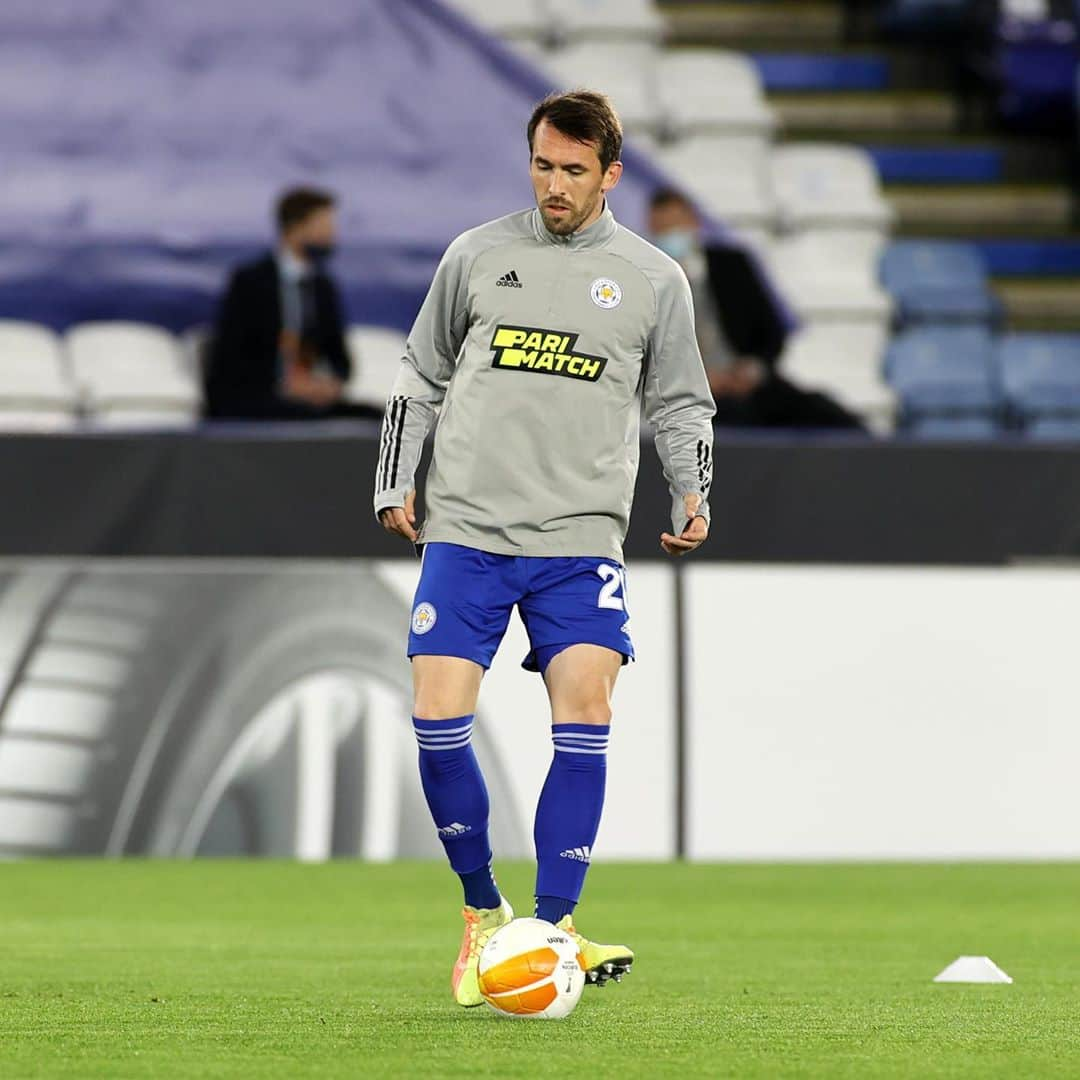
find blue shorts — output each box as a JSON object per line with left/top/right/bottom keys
{"left": 407, "top": 542, "right": 635, "bottom": 675}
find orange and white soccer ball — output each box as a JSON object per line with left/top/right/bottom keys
{"left": 477, "top": 917, "right": 586, "bottom": 1019}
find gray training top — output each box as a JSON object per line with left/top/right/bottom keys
{"left": 373, "top": 203, "right": 715, "bottom": 564}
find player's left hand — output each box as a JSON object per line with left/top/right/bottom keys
{"left": 660, "top": 493, "right": 708, "bottom": 557}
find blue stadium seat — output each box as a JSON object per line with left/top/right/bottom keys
{"left": 886, "top": 327, "right": 999, "bottom": 419}
{"left": 996, "top": 15, "right": 1078, "bottom": 133}
{"left": 880, "top": 241, "right": 1000, "bottom": 326}
{"left": 997, "top": 334, "right": 1080, "bottom": 422}
{"left": 907, "top": 416, "right": 1001, "bottom": 440}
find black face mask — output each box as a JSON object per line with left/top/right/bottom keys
{"left": 303, "top": 242, "right": 336, "bottom": 266}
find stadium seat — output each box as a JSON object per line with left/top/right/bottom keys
{"left": 997, "top": 333, "right": 1080, "bottom": 421}
{"left": 86, "top": 409, "right": 202, "bottom": 430}
{"left": 771, "top": 144, "right": 895, "bottom": 233}
{"left": 181, "top": 325, "right": 212, "bottom": 383}
{"left": 906, "top": 415, "right": 1001, "bottom": 439}
{"left": 544, "top": 0, "right": 664, "bottom": 44}
{"left": 0, "top": 320, "right": 79, "bottom": 430}
{"left": 995, "top": 11, "right": 1078, "bottom": 132}
{"left": 346, "top": 326, "right": 407, "bottom": 409}
{"left": 657, "top": 50, "right": 778, "bottom": 140}
{"left": 65, "top": 322, "right": 200, "bottom": 425}
{"left": 880, "top": 241, "right": 1001, "bottom": 326}
{"left": 885, "top": 327, "right": 999, "bottom": 417}
{"left": 444, "top": 0, "right": 547, "bottom": 43}
{"left": 768, "top": 231, "right": 892, "bottom": 324}
{"left": 655, "top": 136, "right": 775, "bottom": 236}
{"left": 779, "top": 324, "right": 895, "bottom": 433}
{"left": 543, "top": 43, "right": 662, "bottom": 134}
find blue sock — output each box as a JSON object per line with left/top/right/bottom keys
{"left": 533, "top": 723, "right": 609, "bottom": 920}
{"left": 535, "top": 895, "right": 577, "bottom": 924}
{"left": 413, "top": 715, "right": 501, "bottom": 910}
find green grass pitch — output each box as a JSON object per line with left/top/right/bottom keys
{"left": 3, "top": 861, "right": 1079, "bottom": 1078}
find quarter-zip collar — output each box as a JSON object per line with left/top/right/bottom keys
{"left": 532, "top": 200, "right": 617, "bottom": 250}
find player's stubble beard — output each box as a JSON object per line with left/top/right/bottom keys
{"left": 540, "top": 190, "right": 601, "bottom": 237}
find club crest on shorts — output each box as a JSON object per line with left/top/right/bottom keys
{"left": 412, "top": 602, "right": 437, "bottom": 635}
{"left": 590, "top": 277, "right": 622, "bottom": 309}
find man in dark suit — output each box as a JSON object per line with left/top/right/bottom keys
{"left": 647, "top": 188, "right": 864, "bottom": 431}
{"left": 206, "top": 186, "right": 379, "bottom": 420}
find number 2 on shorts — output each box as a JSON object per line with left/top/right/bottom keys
{"left": 596, "top": 564, "right": 628, "bottom": 612}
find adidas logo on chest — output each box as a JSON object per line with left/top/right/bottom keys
{"left": 496, "top": 270, "right": 523, "bottom": 288}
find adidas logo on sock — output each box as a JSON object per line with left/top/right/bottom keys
{"left": 438, "top": 822, "right": 471, "bottom": 837}
{"left": 496, "top": 270, "right": 523, "bottom": 288}
{"left": 559, "top": 845, "right": 591, "bottom": 863}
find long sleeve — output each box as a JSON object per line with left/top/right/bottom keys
{"left": 643, "top": 266, "right": 717, "bottom": 536}
{"left": 373, "top": 237, "right": 472, "bottom": 516}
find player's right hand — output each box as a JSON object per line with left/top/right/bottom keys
{"left": 379, "top": 489, "right": 418, "bottom": 542}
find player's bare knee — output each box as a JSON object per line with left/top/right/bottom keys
{"left": 559, "top": 699, "right": 612, "bottom": 728}
{"left": 412, "top": 686, "right": 476, "bottom": 721}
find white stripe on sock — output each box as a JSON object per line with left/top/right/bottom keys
{"left": 413, "top": 722, "right": 473, "bottom": 739}
{"left": 417, "top": 735, "right": 473, "bottom": 751}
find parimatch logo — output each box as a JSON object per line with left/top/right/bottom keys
{"left": 489, "top": 325, "right": 607, "bottom": 383}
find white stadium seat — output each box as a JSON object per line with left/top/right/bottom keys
{"left": 543, "top": 42, "right": 662, "bottom": 134}
{"left": 0, "top": 410, "right": 79, "bottom": 432}
{"left": 442, "top": 0, "right": 547, "bottom": 42}
{"left": 655, "top": 136, "right": 775, "bottom": 234}
{"left": 779, "top": 324, "right": 896, "bottom": 434}
{"left": 0, "top": 320, "right": 79, "bottom": 430}
{"left": 771, "top": 143, "right": 895, "bottom": 233}
{"left": 658, "top": 50, "right": 777, "bottom": 139}
{"left": 180, "top": 324, "right": 212, "bottom": 382}
{"left": 768, "top": 231, "right": 892, "bottom": 324}
{"left": 346, "top": 325, "right": 407, "bottom": 409}
{"left": 778, "top": 228, "right": 887, "bottom": 278}
{"left": 544, "top": 0, "right": 665, "bottom": 43}
{"left": 87, "top": 409, "right": 203, "bottom": 430}
{"left": 65, "top": 321, "right": 200, "bottom": 426}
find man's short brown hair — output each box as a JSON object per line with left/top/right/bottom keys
{"left": 649, "top": 186, "right": 697, "bottom": 215}
{"left": 276, "top": 186, "right": 336, "bottom": 232}
{"left": 527, "top": 90, "right": 623, "bottom": 171}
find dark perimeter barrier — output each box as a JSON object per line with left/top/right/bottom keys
{"left": 3, "top": 426, "right": 1079, "bottom": 563}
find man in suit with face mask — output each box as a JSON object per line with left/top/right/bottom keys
{"left": 206, "top": 186, "right": 379, "bottom": 420}
{"left": 647, "top": 187, "right": 864, "bottom": 432}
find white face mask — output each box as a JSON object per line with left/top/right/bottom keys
{"left": 653, "top": 228, "right": 697, "bottom": 262}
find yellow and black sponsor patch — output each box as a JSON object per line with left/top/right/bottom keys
{"left": 489, "top": 325, "right": 607, "bottom": 383}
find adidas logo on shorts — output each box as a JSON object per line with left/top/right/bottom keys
{"left": 496, "top": 270, "right": 523, "bottom": 288}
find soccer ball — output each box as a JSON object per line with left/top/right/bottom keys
{"left": 477, "top": 917, "right": 586, "bottom": 1019}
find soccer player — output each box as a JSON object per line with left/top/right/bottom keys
{"left": 374, "top": 90, "right": 714, "bottom": 1006}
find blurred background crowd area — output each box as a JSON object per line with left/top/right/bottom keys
{"left": 2, "top": 0, "right": 1080, "bottom": 438}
